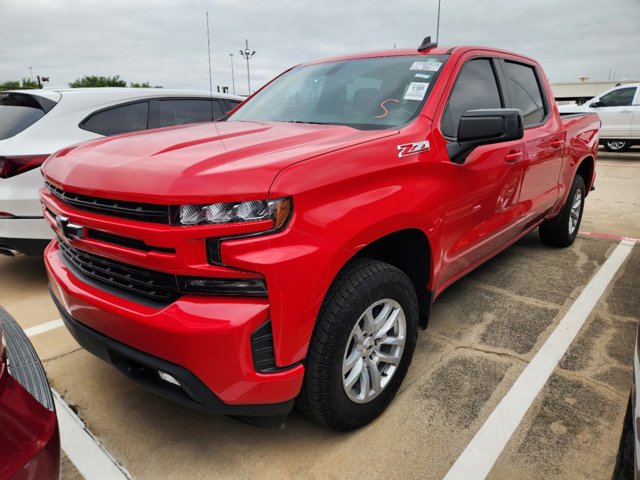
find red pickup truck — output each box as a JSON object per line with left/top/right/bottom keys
{"left": 41, "top": 43, "right": 599, "bottom": 430}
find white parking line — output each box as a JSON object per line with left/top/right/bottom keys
{"left": 443, "top": 239, "right": 636, "bottom": 480}
{"left": 53, "top": 390, "right": 131, "bottom": 480}
{"left": 24, "top": 319, "right": 64, "bottom": 337}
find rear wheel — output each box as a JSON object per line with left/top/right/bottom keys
{"left": 539, "top": 174, "right": 586, "bottom": 247}
{"left": 603, "top": 140, "right": 631, "bottom": 152}
{"left": 296, "top": 258, "right": 418, "bottom": 431}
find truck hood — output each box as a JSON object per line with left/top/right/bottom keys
{"left": 43, "top": 120, "right": 397, "bottom": 203}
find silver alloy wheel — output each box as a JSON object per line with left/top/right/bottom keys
{"left": 568, "top": 188, "right": 583, "bottom": 236}
{"left": 607, "top": 141, "right": 627, "bottom": 151}
{"left": 342, "top": 298, "right": 406, "bottom": 404}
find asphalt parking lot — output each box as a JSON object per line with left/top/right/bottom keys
{"left": 1, "top": 150, "right": 638, "bottom": 480}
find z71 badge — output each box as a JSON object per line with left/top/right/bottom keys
{"left": 397, "top": 141, "right": 430, "bottom": 158}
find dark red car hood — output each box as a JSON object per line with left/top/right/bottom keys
{"left": 43, "top": 120, "right": 397, "bottom": 204}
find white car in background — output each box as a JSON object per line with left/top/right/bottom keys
{"left": 0, "top": 88, "right": 243, "bottom": 256}
{"left": 558, "top": 83, "right": 640, "bottom": 152}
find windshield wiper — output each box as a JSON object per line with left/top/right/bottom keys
{"left": 284, "top": 120, "right": 330, "bottom": 125}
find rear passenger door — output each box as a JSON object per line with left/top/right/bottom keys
{"left": 501, "top": 59, "right": 562, "bottom": 225}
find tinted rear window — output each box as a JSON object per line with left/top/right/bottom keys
{"left": 158, "top": 99, "right": 223, "bottom": 127}
{"left": 0, "top": 93, "right": 53, "bottom": 140}
{"left": 504, "top": 61, "right": 547, "bottom": 127}
{"left": 81, "top": 102, "right": 149, "bottom": 136}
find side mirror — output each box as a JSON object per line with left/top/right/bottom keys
{"left": 446, "top": 109, "right": 524, "bottom": 164}
{"left": 590, "top": 101, "right": 603, "bottom": 108}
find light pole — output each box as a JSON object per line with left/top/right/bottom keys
{"left": 229, "top": 53, "right": 236, "bottom": 95}
{"left": 239, "top": 39, "right": 255, "bottom": 95}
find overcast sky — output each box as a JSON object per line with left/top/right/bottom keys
{"left": 2, "top": 0, "right": 640, "bottom": 95}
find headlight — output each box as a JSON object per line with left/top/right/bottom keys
{"left": 174, "top": 198, "right": 291, "bottom": 228}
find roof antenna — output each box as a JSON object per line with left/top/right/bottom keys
{"left": 418, "top": 36, "right": 437, "bottom": 52}
{"left": 418, "top": 0, "right": 441, "bottom": 51}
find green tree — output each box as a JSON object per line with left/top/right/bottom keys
{"left": 21, "top": 78, "right": 40, "bottom": 89}
{"left": 0, "top": 78, "right": 39, "bottom": 90}
{"left": 68, "top": 76, "right": 161, "bottom": 88}
{"left": 129, "top": 82, "right": 162, "bottom": 88}
{"left": 69, "top": 75, "right": 127, "bottom": 88}
{"left": 0, "top": 80, "right": 20, "bottom": 90}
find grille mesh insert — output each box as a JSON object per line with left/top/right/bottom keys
{"left": 58, "top": 239, "right": 179, "bottom": 305}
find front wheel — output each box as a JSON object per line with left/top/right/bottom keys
{"left": 539, "top": 174, "right": 586, "bottom": 247}
{"left": 603, "top": 140, "right": 631, "bottom": 152}
{"left": 296, "top": 258, "right": 418, "bottom": 431}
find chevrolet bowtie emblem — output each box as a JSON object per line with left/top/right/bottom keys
{"left": 55, "top": 215, "right": 85, "bottom": 240}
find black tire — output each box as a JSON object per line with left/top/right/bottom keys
{"left": 539, "top": 174, "right": 586, "bottom": 247}
{"left": 603, "top": 140, "right": 631, "bottom": 152}
{"left": 296, "top": 258, "right": 418, "bottom": 431}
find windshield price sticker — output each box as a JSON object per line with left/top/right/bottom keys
{"left": 404, "top": 82, "right": 430, "bottom": 101}
{"left": 410, "top": 61, "right": 442, "bottom": 72}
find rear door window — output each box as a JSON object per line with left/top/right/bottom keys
{"left": 81, "top": 102, "right": 149, "bottom": 135}
{"left": 441, "top": 59, "right": 503, "bottom": 138}
{"left": 0, "top": 93, "right": 56, "bottom": 140}
{"left": 504, "top": 61, "right": 547, "bottom": 127}
{"left": 158, "top": 99, "right": 223, "bottom": 127}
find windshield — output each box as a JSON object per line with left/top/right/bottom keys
{"left": 230, "top": 55, "right": 447, "bottom": 130}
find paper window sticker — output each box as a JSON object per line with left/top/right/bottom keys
{"left": 410, "top": 61, "right": 442, "bottom": 72}
{"left": 404, "top": 82, "right": 430, "bottom": 101}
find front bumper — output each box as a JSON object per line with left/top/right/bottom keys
{"left": 45, "top": 241, "right": 304, "bottom": 413}
{"left": 0, "top": 308, "right": 60, "bottom": 480}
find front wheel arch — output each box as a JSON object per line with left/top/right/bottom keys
{"left": 355, "top": 228, "right": 433, "bottom": 328}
